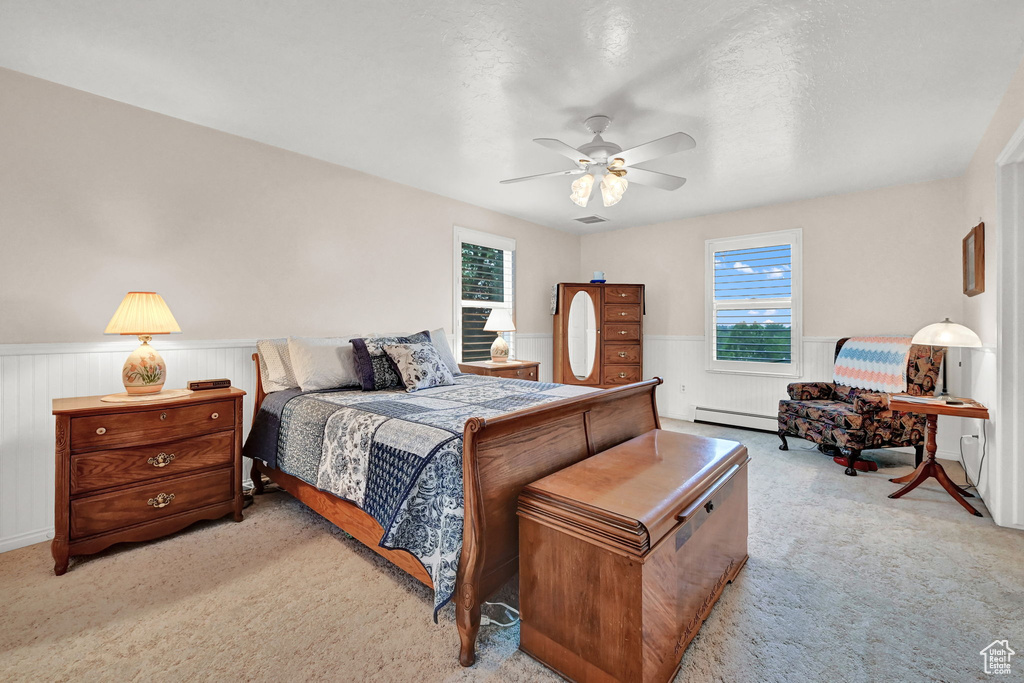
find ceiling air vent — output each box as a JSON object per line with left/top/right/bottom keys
{"left": 574, "top": 215, "right": 608, "bottom": 225}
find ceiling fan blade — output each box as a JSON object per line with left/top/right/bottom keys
{"left": 534, "top": 138, "right": 593, "bottom": 165}
{"left": 499, "top": 168, "right": 587, "bottom": 184}
{"left": 616, "top": 132, "right": 696, "bottom": 166}
{"left": 624, "top": 166, "right": 687, "bottom": 191}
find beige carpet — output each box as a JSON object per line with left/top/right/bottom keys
{"left": 2, "top": 420, "right": 1022, "bottom": 682}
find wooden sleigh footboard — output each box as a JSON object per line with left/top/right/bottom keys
{"left": 249, "top": 353, "right": 662, "bottom": 666}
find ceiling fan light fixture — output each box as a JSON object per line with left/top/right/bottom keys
{"left": 601, "top": 172, "right": 628, "bottom": 207}
{"left": 570, "top": 173, "right": 595, "bottom": 207}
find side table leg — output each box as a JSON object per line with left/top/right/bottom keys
{"left": 934, "top": 465, "right": 982, "bottom": 517}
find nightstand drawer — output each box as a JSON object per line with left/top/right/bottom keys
{"left": 70, "top": 468, "right": 233, "bottom": 539}
{"left": 71, "top": 400, "right": 235, "bottom": 452}
{"left": 604, "top": 366, "right": 642, "bottom": 385}
{"left": 71, "top": 431, "right": 234, "bottom": 495}
{"left": 493, "top": 365, "right": 539, "bottom": 381}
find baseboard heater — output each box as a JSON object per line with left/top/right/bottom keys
{"left": 693, "top": 406, "right": 777, "bottom": 433}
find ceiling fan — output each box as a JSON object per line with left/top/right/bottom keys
{"left": 500, "top": 115, "right": 695, "bottom": 208}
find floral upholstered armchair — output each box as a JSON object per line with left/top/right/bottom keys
{"left": 778, "top": 338, "right": 945, "bottom": 476}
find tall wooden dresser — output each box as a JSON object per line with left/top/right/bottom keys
{"left": 553, "top": 282, "right": 645, "bottom": 388}
{"left": 51, "top": 387, "right": 245, "bottom": 575}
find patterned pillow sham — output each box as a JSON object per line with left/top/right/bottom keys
{"left": 383, "top": 342, "right": 456, "bottom": 392}
{"left": 256, "top": 338, "right": 299, "bottom": 392}
{"left": 351, "top": 331, "right": 431, "bottom": 391}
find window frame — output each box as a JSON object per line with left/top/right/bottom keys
{"left": 705, "top": 228, "right": 803, "bottom": 377}
{"left": 453, "top": 226, "right": 517, "bottom": 363}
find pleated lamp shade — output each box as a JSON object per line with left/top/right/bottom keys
{"left": 104, "top": 292, "right": 181, "bottom": 336}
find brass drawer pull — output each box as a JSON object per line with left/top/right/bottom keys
{"left": 619, "top": 372, "right": 627, "bottom": 378}
{"left": 619, "top": 311, "right": 627, "bottom": 316}
{"left": 618, "top": 292, "right": 628, "bottom": 297}
{"left": 618, "top": 330, "right": 628, "bottom": 335}
{"left": 516, "top": 370, "right": 522, "bottom": 376}
{"left": 211, "top": 412, "right": 219, "bottom": 419}
{"left": 618, "top": 351, "right": 628, "bottom": 358}
{"left": 148, "top": 452, "right": 175, "bottom": 468}
{"left": 95, "top": 427, "right": 107, "bottom": 435}
{"left": 160, "top": 412, "right": 168, "bottom": 421}
{"left": 147, "top": 493, "right": 175, "bottom": 509}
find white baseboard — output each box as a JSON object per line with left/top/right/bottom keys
{"left": 0, "top": 528, "right": 52, "bottom": 553}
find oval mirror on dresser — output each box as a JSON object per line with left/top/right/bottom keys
{"left": 567, "top": 290, "right": 598, "bottom": 380}
{"left": 553, "top": 282, "right": 645, "bottom": 387}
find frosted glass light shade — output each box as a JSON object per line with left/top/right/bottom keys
{"left": 911, "top": 318, "right": 982, "bottom": 348}
{"left": 601, "top": 173, "right": 628, "bottom": 207}
{"left": 570, "top": 173, "right": 595, "bottom": 207}
{"left": 104, "top": 292, "right": 181, "bottom": 336}
{"left": 483, "top": 308, "right": 516, "bottom": 332}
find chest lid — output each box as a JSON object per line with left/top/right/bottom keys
{"left": 518, "top": 430, "right": 747, "bottom": 556}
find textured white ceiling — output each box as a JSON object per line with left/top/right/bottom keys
{"left": 2, "top": 1, "right": 1023, "bottom": 233}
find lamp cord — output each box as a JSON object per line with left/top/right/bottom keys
{"left": 958, "top": 419, "right": 988, "bottom": 489}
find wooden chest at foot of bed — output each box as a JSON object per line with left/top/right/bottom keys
{"left": 517, "top": 430, "right": 749, "bottom": 683}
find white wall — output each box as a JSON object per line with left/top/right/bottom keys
{"left": 959, "top": 56, "right": 1024, "bottom": 526}
{"left": 0, "top": 67, "right": 580, "bottom": 344}
{"left": 581, "top": 178, "right": 967, "bottom": 459}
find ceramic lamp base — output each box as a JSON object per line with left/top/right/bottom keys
{"left": 122, "top": 336, "right": 167, "bottom": 394}
{"left": 490, "top": 334, "right": 510, "bottom": 363}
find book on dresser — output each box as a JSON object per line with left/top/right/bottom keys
{"left": 50, "top": 387, "right": 245, "bottom": 575}
{"left": 552, "top": 282, "right": 645, "bottom": 388}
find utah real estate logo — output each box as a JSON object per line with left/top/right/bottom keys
{"left": 980, "top": 640, "right": 1015, "bottom": 675}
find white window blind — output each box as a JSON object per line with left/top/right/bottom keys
{"left": 705, "top": 229, "right": 802, "bottom": 376}
{"left": 453, "top": 227, "right": 516, "bottom": 362}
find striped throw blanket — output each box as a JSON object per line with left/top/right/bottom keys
{"left": 833, "top": 336, "right": 913, "bottom": 393}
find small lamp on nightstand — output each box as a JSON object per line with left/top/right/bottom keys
{"left": 911, "top": 317, "right": 982, "bottom": 403}
{"left": 104, "top": 292, "right": 181, "bottom": 394}
{"left": 484, "top": 308, "right": 516, "bottom": 363}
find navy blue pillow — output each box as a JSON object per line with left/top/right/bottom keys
{"left": 351, "top": 331, "right": 431, "bottom": 391}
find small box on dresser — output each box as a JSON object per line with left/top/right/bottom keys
{"left": 51, "top": 387, "right": 245, "bottom": 575}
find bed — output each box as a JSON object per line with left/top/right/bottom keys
{"left": 245, "top": 353, "right": 662, "bottom": 666}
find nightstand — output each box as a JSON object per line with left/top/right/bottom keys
{"left": 458, "top": 360, "right": 540, "bottom": 382}
{"left": 51, "top": 387, "right": 245, "bottom": 575}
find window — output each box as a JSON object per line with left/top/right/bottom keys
{"left": 453, "top": 227, "right": 516, "bottom": 362}
{"left": 705, "top": 229, "right": 802, "bottom": 376}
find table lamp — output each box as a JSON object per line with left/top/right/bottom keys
{"left": 484, "top": 308, "right": 516, "bottom": 362}
{"left": 911, "top": 317, "right": 982, "bottom": 402}
{"left": 104, "top": 292, "right": 181, "bottom": 394}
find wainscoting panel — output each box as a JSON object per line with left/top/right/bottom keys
{"left": 515, "top": 333, "right": 554, "bottom": 383}
{"left": 0, "top": 340, "right": 258, "bottom": 553}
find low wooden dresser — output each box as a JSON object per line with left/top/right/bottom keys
{"left": 51, "top": 387, "right": 245, "bottom": 575}
{"left": 458, "top": 359, "right": 540, "bottom": 381}
{"left": 518, "top": 430, "right": 749, "bottom": 682}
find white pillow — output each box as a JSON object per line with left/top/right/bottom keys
{"left": 288, "top": 336, "right": 362, "bottom": 392}
{"left": 429, "top": 328, "right": 460, "bottom": 375}
{"left": 257, "top": 338, "right": 299, "bottom": 392}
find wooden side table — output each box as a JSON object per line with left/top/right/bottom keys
{"left": 458, "top": 359, "right": 540, "bottom": 381}
{"left": 51, "top": 387, "right": 245, "bottom": 574}
{"left": 886, "top": 395, "right": 989, "bottom": 517}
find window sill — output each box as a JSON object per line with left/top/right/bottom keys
{"left": 705, "top": 366, "right": 802, "bottom": 379}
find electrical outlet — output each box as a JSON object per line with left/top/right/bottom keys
{"left": 679, "top": 384, "right": 686, "bottom": 393}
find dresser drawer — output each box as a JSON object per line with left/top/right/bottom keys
{"left": 604, "top": 365, "right": 642, "bottom": 385}
{"left": 604, "top": 344, "right": 641, "bottom": 365}
{"left": 605, "top": 323, "right": 641, "bottom": 341}
{"left": 70, "top": 400, "right": 235, "bottom": 452}
{"left": 604, "top": 304, "right": 642, "bottom": 323}
{"left": 70, "top": 468, "right": 233, "bottom": 539}
{"left": 493, "top": 365, "right": 539, "bottom": 381}
{"left": 71, "top": 430, "right": 234, "bottom": 495}
{"left": 604, "top": 286, "right": 642, "bottom": 304}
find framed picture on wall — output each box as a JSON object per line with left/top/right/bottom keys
{"left": 963, "top": 222, "right": 985, "bottom": 297}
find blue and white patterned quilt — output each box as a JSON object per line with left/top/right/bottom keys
{"left": 244, "top": 373, "right": 595, "bottom": 617}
